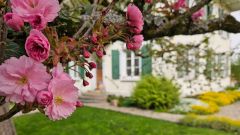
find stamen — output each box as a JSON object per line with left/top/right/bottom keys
{"left": 54, "top": 96, "right": 63, "bottom": 105}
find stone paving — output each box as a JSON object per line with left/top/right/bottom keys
{"left": 214, "top": 102, "right": 240, "bottom": 120}
{"left": 86, "top": 102, "right": 184, "bottom": 123}
{"left": 86, "top": 101, "right": 240, "bottom": 123}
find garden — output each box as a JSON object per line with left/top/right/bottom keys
{"left": 14, "top": 107, "right": 234, "bottom": 135}
{"left": 1, "top": 0, "right": 240, "bottom": 135}
{"left": 107, "top": 75, "right": 240, "bottom": 134}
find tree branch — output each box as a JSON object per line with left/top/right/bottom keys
{"left": 143, "top": 0, "right": 214, "bottom": 40}
{"left": 0, "top": 105, "right": 21, "bottom": 122}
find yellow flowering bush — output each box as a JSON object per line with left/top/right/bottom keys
{"left": 199, "top": 91, "right": 240, "bottom": 106}
{"left": 180, "top": 115, "right": 240, "bottom": 133}
{"left": 190, "top": 91, "right": 240, "bottom": 115}
{"left": 191, "top": 102, "right": 219, "bottom": 115}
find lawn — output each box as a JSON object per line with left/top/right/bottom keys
{"left": 14, "top": 107, "right": 233, "bottom": 135}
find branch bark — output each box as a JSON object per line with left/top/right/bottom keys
{"left": 0, "top": 105, "right": 21, "bottom": 122}
{"left": 127, "top": 0, "right": 240, "bottom": 40}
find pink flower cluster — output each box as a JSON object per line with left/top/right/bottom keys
{"left": 0, "top": 56, "right": 82, "bottom": 120}
{"left": 4, "top": 0, "right": 60, "bottom": 31}
{"left": 173, "top": 0, "right": 186, "bottom": 11}
{"left": 0, "top": 0, "right": 85, "bottom": 121}
{"left": 172, "top": 0, "right": 204, "bottom": 21}
{"left": 126, "top": 4, "right": 144, "bottom": 51}
{"left": 191, "top": 8, "right": 205, "bottom": 21}
{"left": 145, "top": 0, "right": 153, "bottom": 3}
{"left": 4, "top": 0, "right": 61, "bottom": 63}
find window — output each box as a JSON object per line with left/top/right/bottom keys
{"left": 126, "top": 51, "right": 141, "bottom": 77}
{"left": 207, "top": 4, "right": 213, "bottom": 17}
{"left": 68, "top": 61, "right": 82, "bottom": 80}
{"left": 218, "top": 8, "right": 224, "bottom": 18}
{"left": 205, "top": 54, "right": 229, "bottom": 80}
{"left": 214, "top": 54, "right": 229, "bottom": 78}
{"left": 177, "top": 48, "right": 199, "bottom": 79}
{"left": 177, "top": 50, "right": 190, "bottom": 78}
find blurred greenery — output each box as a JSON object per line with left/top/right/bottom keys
{"left": 133, "top": 75, "right": 179, "bottom": 110}
{"left": 231, "top": 58, "right": 240, "bottom": 87}
{"left": 14, "top": 107, "right": 233, "bottom": 135}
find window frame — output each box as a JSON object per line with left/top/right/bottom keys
{"left": 120, "top": 50, "right": 142, "bottom": 81}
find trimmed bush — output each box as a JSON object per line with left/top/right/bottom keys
{"left": 132, "top": 75, "right": 179, "bottom": 110}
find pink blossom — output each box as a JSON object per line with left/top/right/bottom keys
{"left": 102, "top": 28, "right": 109, "bottom": 37}
{"left": 126, "top": 35, "right": 144, "bottom": 51}
{"left": 83, "top": 80, "right": 89, "bottom": 87}
{"left": 37, "top": 90, "right": 52, "bottom": 106}
{"left": 131, "top": 25, "right": 143, "bottom": 34}
{"left": 76, "top": 100, "right": 84, "bottom": 107}
{"left": 91, "top": 33, "right": 98, "bottom": 44}
{"left": 27, "top": 14, "right": 47, "bottom": 30}
{"left": 96, "top": 49, "right": 104, "bottom": 58}
{"left": 145, "top": 0, "right": 152, "bottom": 3}
{"left": 126, "top": 4, "right": 144, "bottom": 34}
{"left": 3, "top": 13, "right": 24, "bottom": 31}
{"left": 173, "top": 0, "right": 186, "bottom": 11}
{"left": 0, "top": 56, "right": 51, "bottom": 104}
{"left": 45, "top": 78, "right": 78, "bottom": 121}
{"left": 83, "top": 49, "right": 91, "bottom": 58}
{"left": 10, "top": 0, "right": 60, "bottom": 23}
{"left": 88, "top": 62, "right": 97, "bottom": 70}
{"left": 52, "top": 63, "right": 73, "bottom": 82}
{"left": 25, "top": 29, "right": 50, "bottom": 62}
{"left": 191, "top": 8, "right": 205, "bottom": 21}
{"left": 86, "top": 72, "right": 93, "bottom": 79}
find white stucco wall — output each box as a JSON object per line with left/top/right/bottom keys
{"left": 102, "top": 33, "right": 231, "bottom": 97}
{"left": 68, "top": 60, "right": 97, "bottom": 95}
{"left": 102, "top": 41, "right": 138, "bottom": 96}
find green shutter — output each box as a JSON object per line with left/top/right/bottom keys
{"left": 112, "top": 50, "right": 120, "bottom": 79}
{"left": 141, "top": 45, "right": 152, "bottom": 75}
{"left": 78, "top": 66, "right": 85, "bottom": 78}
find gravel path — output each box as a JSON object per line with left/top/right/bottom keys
{"left": 86, "top": 102, "right": 184, "bottom": 123}
{"left": 214, "top": 102, "right": 240, "bottom": 119}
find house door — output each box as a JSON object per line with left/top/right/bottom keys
{"left": 96, "top": 60, "right": 104, "bottom": 91}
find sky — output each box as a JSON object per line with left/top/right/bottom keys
{"left": 230, "top": 11, "right": 240, "bottom": 50}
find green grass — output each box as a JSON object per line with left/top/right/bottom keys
{"left": 14, "top": 107, "right": 233, "bottom": 135}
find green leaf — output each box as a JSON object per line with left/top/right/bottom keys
{"left": 4, "top": 40, "right": 26, "bottom": 60}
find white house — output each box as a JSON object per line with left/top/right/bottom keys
{"left": 69, "top": 0, "right": 232, "bottom": 97}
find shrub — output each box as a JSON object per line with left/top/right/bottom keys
{"left": 118, "top": 97, "right": 136, "bottom": 107}
{"left": 180, "top": 114, "right": 240, "bottom": 134}
{"left": 107, "top": 95, "right": 118, "bottom": 103}
{"left": 132, "top": 75, "right": 179, "bottom": 110}
{"left": 225, "top": 86, "right": 238, "bottom": 91}
{"left": 107, "top": 95, "right": 136, "bottom": 107}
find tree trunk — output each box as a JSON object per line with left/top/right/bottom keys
{"left": 0, "top": 1, "right": 17, "bottom": 135}
{"left": 0, "top": 105, "right": 17, "bottom": 135}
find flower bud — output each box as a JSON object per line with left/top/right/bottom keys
{"left": 83, "top": 80, "right": 89, "bottom": 87}
{"left": 83, "top": 49, "right": 91, "bottom": 58}
{"left": 4, "top": 12, "right": 24, "bottom": 31}
{"left": 86, "top": 72, "right": 93, "bottom": 79}
{"left": 37, "top": 90, "right": 53, "bottom": 106}
{"left": 76, "top": 100, "right": 84, "bottom": 107}
{"left": 89, "top": 62, "right": 97, "bottom": 70}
